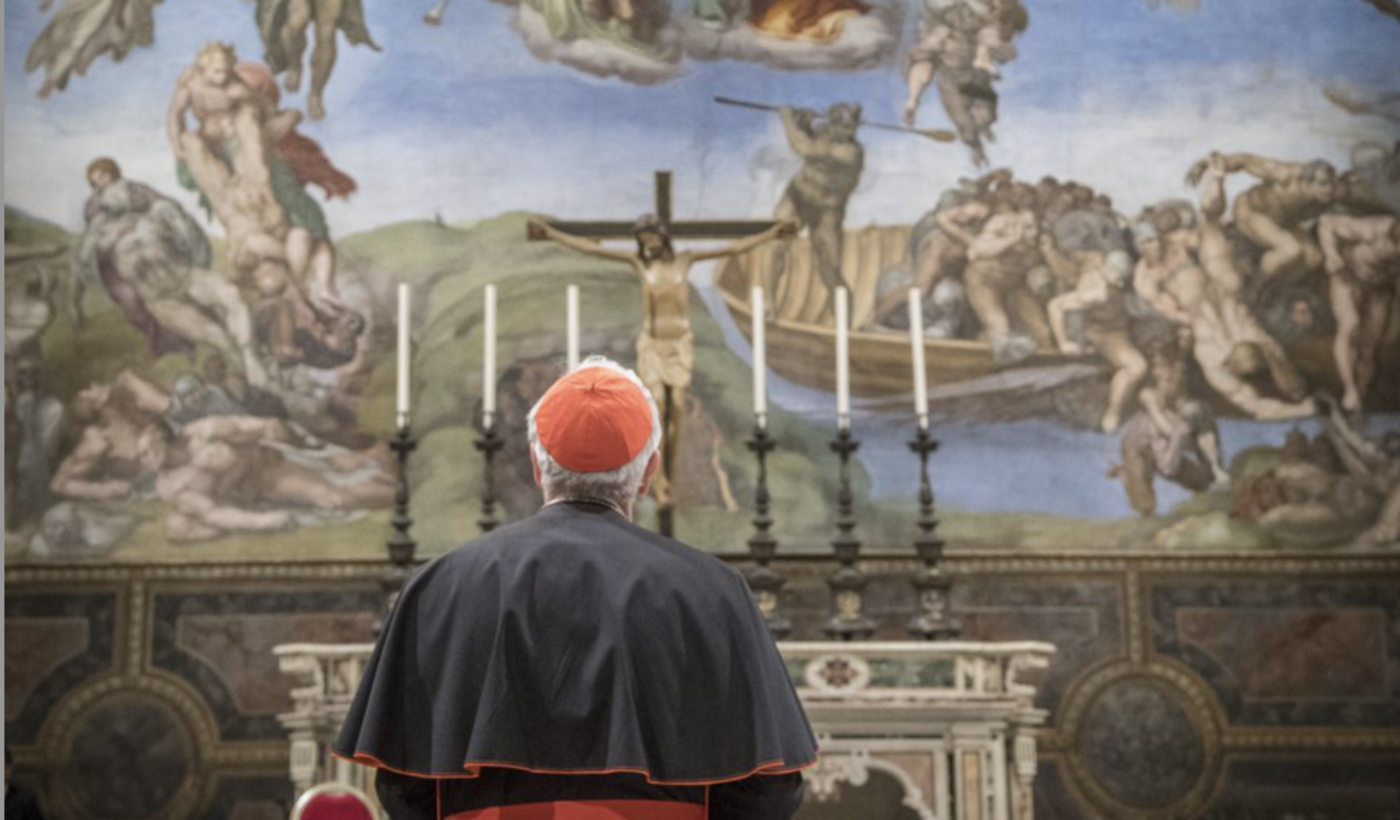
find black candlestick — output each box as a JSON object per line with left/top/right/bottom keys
{"left": 907, "top": 424, "right": 960, "bottom": 640}
{"left": 745, "top": 423, "right": 791, "bottom": 639}
{"left": 475, "top": 423, "right": 505, "bottom": 533}
{"left": 375, "top": 423, "right": 418, "bottom": 637}
{"left": 824, "top": 425, "right": 876, "bottom": 641}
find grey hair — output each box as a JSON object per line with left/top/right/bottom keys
{"left": 526, "top": 356, "right": 663, "bottom": 508}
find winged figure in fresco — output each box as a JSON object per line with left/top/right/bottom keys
{"left": 25, "top": 0, "right": 161, "bottom": 97}
{"left": 255, "top": 0, "right": 382, "bottom": 120}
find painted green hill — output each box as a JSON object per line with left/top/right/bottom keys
{"left": 340, "top": 211, "right": 871, "bottom": 554}
{"left": 14, "top": 204, "right": 1357, "bottom": 561}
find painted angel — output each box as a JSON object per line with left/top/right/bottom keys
{"left": 256, "top": 0, "right": 381, "bottom": 120}
{"left": 25, "top": 0, "right": 161, "bottom": 97}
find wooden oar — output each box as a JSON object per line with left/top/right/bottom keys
{"left": 714, "top": 95, "right": 957, "bottom": 143}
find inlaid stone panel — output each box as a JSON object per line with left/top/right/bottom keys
{"left": 1200, "top": 759, "right": 1400, "bottom": 820}
{"left": 151, "top": 588, "right": 379, "bottom": 741}
{"left": 176, "top": 612, "right": 376, "bottom": 716}
{"left": 1150, "top": 580, "right": 1400, "bottom": 726}
{"left": 953, "top": 578, "right": 1124, "bottom": 714}
{"left": 5, "top": 617, "right": 89, "bottom": 720}
{"left": 1177, "top": 607, "right": 1388, "bottom": 700}
{"left": 3, "top": 590, "right": 118, "bottom": 744}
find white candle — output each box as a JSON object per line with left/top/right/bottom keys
{"left": 908, "top": 288, "right": 929, "bottom": 430}
{"left": 566, "top": 284, "right": 580, "bottom": 371}
{"left": 835, "top": 287, "right": 850, "bottom": 430}
{"left": 751, "top": 286, "right": 767, "bottom": 429}
{"left": 483, "top": 284, "right": 497, "bottom": 430}
{"left": 396, "top": 283, "right": 410, "bottom": 430}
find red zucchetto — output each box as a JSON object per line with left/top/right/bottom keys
{"left": 535, "top": 367, "right": 655, "bottom": 473}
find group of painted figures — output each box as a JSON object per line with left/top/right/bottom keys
{"left": 24, "top": 0, "right": 1027, "bottom": 165}
{"left": 862, "top": 145, "right": 1400, "bottom": 544}
{"left": 8, "top": 0, "right": 1399, "bottom": 553}
{"left": 524, "top": 97, "right": 1400, "bottom": 546}
{"left": 6, "top": 36, "right": 395, "bottom": 556}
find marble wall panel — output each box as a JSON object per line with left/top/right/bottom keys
{"left": 1199, "top": 760, "right": 1400, "bottom": 820}
{"left": 1149, "top": 580, "right": 1400, "bottom": 727}
{"left": 3, "top": 590, "right": 117, "bottom": 744}
{"left": 151, "top": 588, "right": 379, "bottom": 741}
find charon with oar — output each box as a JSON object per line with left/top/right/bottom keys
{"left": 714, "top": 224, "right": 1099, "bottom": 398}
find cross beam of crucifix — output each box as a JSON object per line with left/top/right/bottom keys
{"left": 529, "top": 170, "right": 780, "bottom": 241}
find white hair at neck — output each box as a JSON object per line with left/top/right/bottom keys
{"left": 526, "top": 356, "right": 662, "bottom": 511}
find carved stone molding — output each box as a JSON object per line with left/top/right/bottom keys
{"left": 804, "top": 748, "right": 938, "bottom": 820}
{"left": 10, "top": 553, "right": 1400, "bottom": 588}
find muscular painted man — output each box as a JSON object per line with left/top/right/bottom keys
{"left": 1044, "top": 246, "right": 1146, "bottom": 432}
{"left": 51, "top": 371, "right": 171, "bottom": 501}
{"left": 169, "top": 43, "right": 307, "bottom": 306}
{"left": 531, "top": 217, "right": 794, "bottom": 524}
{"left": 1117, "top": 349, "right": 1230, "bottom": 518}
{"left": 169, "top": 44, "right": 360, "bottom": 369}
{"left": 257, "top": 0, "right": 380, "bottom": 121}
{"left": 167, "top": 42, "right": 295, "bottom": 224}
{"left": 1187, "top": 151, "right": 1337, "bottom": 281}
{"left": 963, "top": 182, "right": 1048, "bottom": 362}
{"left": 1319, "top": 212, "right": 1400, "bottom": 412}
{"left": 1320, "top": 397, "right": 1400, "bottom": 547}
{"left": 76, "top": 158, "right": 269, "bottom": 386}
{"left": 772, "top": 104, "right": 864, "bottom": 318}
{"left": 156, "top": 414, "right": 393, "bottom": 542}
{"left": 168, "top": 44, "right": 337, "bottom": 298}
{"left": 903, "top": 0, "right": 1021, "bottom": 167}
{"left": 1132, "top": 160, "right": 1312, "bottom": 420}
{"left": 870, "top": 197, "right": 989, "bottom": 327}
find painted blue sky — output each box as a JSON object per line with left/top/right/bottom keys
{"left": 5, "top": 0, "right": 1399, "bottom": 234}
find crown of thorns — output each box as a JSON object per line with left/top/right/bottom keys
{"left": 826, "top": 104, "right": 862, "bottom": 125}
{"left": 633, "top": 214, "right": 670, "bottom": 236}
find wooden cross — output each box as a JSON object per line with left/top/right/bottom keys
{"left": 530, "top": 170, "right": 780, "bottom": 241}
{"left": 528, "top": 170, "right": 784, "bottom": 538}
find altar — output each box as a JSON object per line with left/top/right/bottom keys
{"left": 275, "top": 639, "right": 1054, "bottom": 820}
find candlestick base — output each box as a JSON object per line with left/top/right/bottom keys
{"left": 908, "top": 570, "right": 960, "bottom": 641}
{"left": 745, "top": 424, "right": 790, "bottom": 640}
{"left": 906, "top": 425, "right": 960, "bottom": 641}
{"left": 374, "top": 424, "right": 418, "bottom": 638}
{"left": 475, "top": 424, "right": 505, "bottom": 533}
{"left": 824, "top": 426, "right": 876, "bottom": 642}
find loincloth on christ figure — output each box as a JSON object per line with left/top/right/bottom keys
{"left": 636, "top": 331, "right": 693, "bottom": 393}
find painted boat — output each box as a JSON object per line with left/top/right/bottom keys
{"left": 713, "top": 224, "right": 1093, "bottom": 397}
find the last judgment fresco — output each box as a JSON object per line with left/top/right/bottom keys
{"left": 4, "top": 0, "right": 1399, "bottom": 563}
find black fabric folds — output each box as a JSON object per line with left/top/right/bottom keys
{"left": 334, "top": 502, "right": 817, "bottom": 784}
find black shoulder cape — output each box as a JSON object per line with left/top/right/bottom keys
{"left": 334, "top": 502, "right": 817, "bottom": 784}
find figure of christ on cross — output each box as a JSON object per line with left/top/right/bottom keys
{"left": 529, "top": 171, "right": 795, "bottom": 536}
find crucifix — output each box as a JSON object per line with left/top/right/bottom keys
{"left": 528, "top": 170, "right": 794, "bottom": 537}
